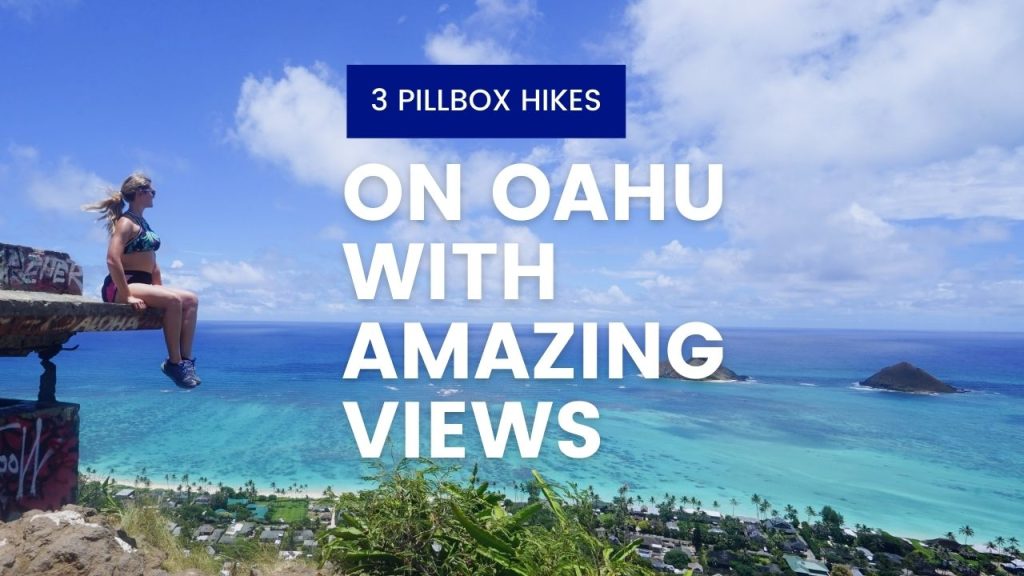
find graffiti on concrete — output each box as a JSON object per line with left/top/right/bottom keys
{"left": 0, "top": 404, "right": 79, "bottom": 517}
{"left": 0, "top": 244, "right": 83, "bottom": 296}
{"left": 0, "top": 313, "right": 159, "bottom": 337}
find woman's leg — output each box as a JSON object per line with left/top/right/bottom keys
{"left": 166, "top": 288, "right": 199, "bottom": 359}
{"left": 127, "top": 284, "right": 184, "bottom": 363}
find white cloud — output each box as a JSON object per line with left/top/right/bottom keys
{"left": 0, "top": 0, "right": 71, "bottom": 20}
{"left": 871, "top": 146, "right": 1024, "bottom": 220}
{"left": 424, "top": 0, "right": 538, "bottom": 64}
{"left": 201, "top": 261, "right": 267, "bottom": 285}
{"left": 25, "top": 157, "right": 111, "bottom": 214}
{"left": 627, "top": 0, "right": 1024, "bottom": 168}
{"left": 233, "top": 65, "right": 429, "bottom": 190}
{"left": 424, "top": 24, "right": 516, "bottom": 64}
{"left": 318, "top": 224, "right": 346, "bottom": 241}
{"left": 170, "top": 259, "right": 184, "bottom": 269}
{"left": 577, "top": 285, "right": 633, "bottom": 307}
{"left": 472, "top": 0, "right": 538, "bottom": 23}
{"left": 438, "top": 3, "right": 449, "bottom": 14}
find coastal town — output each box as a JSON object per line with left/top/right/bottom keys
{"left": 66, "top": 469, "right": 1024, "bottom": 576}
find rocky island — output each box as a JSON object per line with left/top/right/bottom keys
{"left": 860, "top": 362, "right": 960, "bottom": 394}
{"left": 659, "top": 359, "right": 749, "bottom": 382}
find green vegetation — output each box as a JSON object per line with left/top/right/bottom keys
{"left": 269, "top": 500, "right": 309, "bottom": 524}
{"left": 319, "top": 461, "right": 650, "bottom": 575}
{"left": 75, "top": 465, "right": 1023, "bottom": 576}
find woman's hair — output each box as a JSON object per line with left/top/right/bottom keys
{"left": 83, "top": 172, "right": 152, "bottom": 234}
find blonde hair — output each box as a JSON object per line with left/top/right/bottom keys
{"left": 83, "top": 172, "right": 152, "bottom": 234}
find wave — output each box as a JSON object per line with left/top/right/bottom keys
{"left": 437, "top": 388, "right": 460, "bottom": 397}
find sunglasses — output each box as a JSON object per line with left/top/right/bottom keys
{"left": 138, "top": 187, "right": 157, "bottom": 197}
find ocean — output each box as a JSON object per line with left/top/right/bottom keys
{"left": 1, "top": 322, "right": 1022, "bottom": 542}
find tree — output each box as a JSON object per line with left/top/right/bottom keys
{"left": 692, "top": 525, "right": 705, "bottom": 553}
{"left": 959, "top": 525, "right": 974, "bottom": 545}
{"left": 665, "top": 548, "right": 690, "bottom": 568}
{"left": 831, "top": 565, "right": 854, "bottom": 576}
{"left": 820, "top": 505, "right": 844, "bottom": 527}
{"left": 784, "top": 505, "right": 800, "bottom": 526}
{"left": 806, "top": 506, "right": 818, "bottom": 523}
{"left": 730, "top": 498, "right": 739, "bottom": 516}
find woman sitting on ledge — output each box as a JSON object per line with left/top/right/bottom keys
{"left": 84, "top": 173, "right": 202, "bottom": 389}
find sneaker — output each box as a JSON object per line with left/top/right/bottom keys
{"left": 183, "top": 358, "right": 202, "bottom": 385}
{"left": 161, "top": 359, "right": 199, "bottom": 389}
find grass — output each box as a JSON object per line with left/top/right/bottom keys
{"left": 267, "top": 500, "right": 309, "bottom": 523}
{"left": 119, "top": 503, "right": 221, "bottom": 574}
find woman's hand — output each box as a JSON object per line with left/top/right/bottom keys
{"left": 117, "top": 292, "right": 147, "bottom": 310}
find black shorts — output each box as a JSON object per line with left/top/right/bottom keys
{"left": 101, "top": 270, "right": 153, "bottom": 303}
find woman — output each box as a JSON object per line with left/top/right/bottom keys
{"left": 85, "top": 173, "right": 202, "bottom": 389}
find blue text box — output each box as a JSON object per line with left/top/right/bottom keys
{"left": 347, "top": 65, "right": 626, "bottom": 139}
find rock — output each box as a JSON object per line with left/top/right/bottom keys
{"left": 0, "top": 505, "right": 322, "bottom": 576}
{"left": 859, "top": 362, "right": 959, "bottom": 394}
{"left": 0, "top": 505, "right": 148, "bottom": 576}
{"left": 659, "top": 359, "right": 749, "bottom": 382}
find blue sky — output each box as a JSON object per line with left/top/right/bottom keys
{"left": 1, "top": 0, "right": 1022, "bottom": 330}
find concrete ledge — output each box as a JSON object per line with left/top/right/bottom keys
{"left": 0, "top": 290, "right": 163, "bottom": 357}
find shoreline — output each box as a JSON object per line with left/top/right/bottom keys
{"left": 94, "top": 472, "right": 1012, "bottom": 546}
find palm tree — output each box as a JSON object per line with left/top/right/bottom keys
{"left": 986, "top": 541, "right": 997, "bottom": 553}
{"left": 751, "top": 494, "right": 762, "bottom": 519}
{"left": 806, "top": 506, "right": 818, "bottom": 522}
{"left": 945, "top": 531, "right": 957, "bottom": 542}
{"left": 959, "top": 525, "right": 974, "bottom": 545}
{"left": 730, "top": 498, "right": 739, "bottom": 516}
{"left": 785, "top": 504, "right": 799, "bottom": 525}
{"left": 995, "top": 536, "right": 1006, "bottom": 550}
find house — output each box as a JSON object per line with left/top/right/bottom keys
{"left": 298, "top": 529, "right": 315, "bottom": 542}
{"left": 1002, "top": 559, "right": 1024, "bottom": 574}
{"left": 708, "top": 550, "right": 737, "bottom": 569}
{"left": 194, "top": 524, "right": 216, "bottom": 540}
{"left": 782, "top": 536, "right": 809, "bottom": 554}
{"left": 114, "top": 489, "right": 135, "bottom": 501}
{"left": 765, "top": 517, "right": 798, "bottom": 535}
{"left": 746, "top": 525, "right": 768, "bottom": 543}
{"left": 260, "top": 529, "right": 285, "bottom": 545}
{"left": 209, "top": 528, "right": 224, "bottom": 544}
{"left": 856, "top": 547, "right": 874, "bottom": 562}
{"left": 784, "top": 555, "right": 829, "bottom": 576}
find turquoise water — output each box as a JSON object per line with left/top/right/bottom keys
{"left": 1, "top": 323, "right": 1021, "bottom": 541}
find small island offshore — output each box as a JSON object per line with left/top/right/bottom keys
{"left": 859, "top": 363, "right": 962, "bottom": 394}
{"left": 2, "top": 464, "right": 1020, "bottom": 576}
{"left": 660, "top": 359, "right": 750, "bottom": 382}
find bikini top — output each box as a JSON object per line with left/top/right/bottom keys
{"left": 122, "top": 212, "right": 161, "bottom": 254}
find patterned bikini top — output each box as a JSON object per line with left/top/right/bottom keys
{"left": 122, "top": 212, "right": 161, "bottom": 254}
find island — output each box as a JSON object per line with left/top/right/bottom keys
{"left": 859, "top": 362, "right": 960, "bottom": 394}
{"left": 659, "top": 359, "right": 749, "bottom": 382}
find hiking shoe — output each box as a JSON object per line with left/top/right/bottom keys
{"left": 183, "top": 358, "right": 202, "bottom": 385}
{"left": 161, "top": 359, "right": 200, "bottom": 389}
